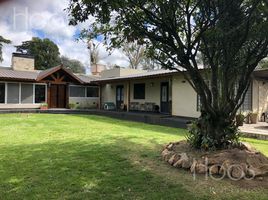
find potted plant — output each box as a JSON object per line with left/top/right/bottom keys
{"left": 68, "top": 103, "right": 76, "bottom": 110}
{"left": 236, "top": 113, "right": 245, "bottom": 126}
{"left": 249, "top": 112, "right": 258, "bottom": 124}
{"left": 40, "top": 103, "right": 48, "bottom": 110}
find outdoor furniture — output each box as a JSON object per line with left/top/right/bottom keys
{"left": 130, "top": 102, "right": 139, "bottom": 111}
{"left": 103, "top": 102, "right": 116, "bottom": 110}
{"left": 140, "top": 103, "right": 145, "bottom": 111}
{"left": 145, "top": 102, "right": 155, "bottom": 112}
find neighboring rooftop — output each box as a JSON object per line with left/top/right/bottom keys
{"left": 95, "top": 69, "right": 179, "bottom": 82}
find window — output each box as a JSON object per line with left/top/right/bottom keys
{"left": 7, "top": 83, "right": 19, "bottom": 104}
{"left": 240, "top": 84, "right": 252, "bottom": 111}
{"left": 35, "top": 85, "right": 46, "bottom": 103}
{"left": 21, "top": 84, "right": 33, "bottom": 104}
{"left": 87, "top": 87, "right": 99, "bottom": 97}
{"left": 133, "top": 83, "right": 145, "bottom": 99}
{"left": 70, "top": 86, "right": 86, "bottom": 97}
{"left": 0, "top": 83, "right": 5, "bottom": 103}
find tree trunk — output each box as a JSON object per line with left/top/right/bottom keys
{"left": 188, "top": 110, "right": 239, "bottom": 150}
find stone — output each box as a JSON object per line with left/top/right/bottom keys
{"left": 190, "top": 160, "right": 197, "bottom": 173}
{"left": 219, "top": 160, "right": 231, "bottom": 175}
{"left": 247, "top": 165, "right": 268, "bottom": 177}
{"left": 181, "top": 153, "right": 192, "bottom": 169}
{"left": 241, "top": 142, "right": 258, "bottom": 153}
{"left": 168, "top": 154, "right": 181, "bottom": 165}
{"left": 161, "top": 149, "right": 173, "bottom": 162}
{"left": 209, "top": 165, "right": 219, "bottom": 175}
{"left": 167, "top": 143, "right": 174, "bottom": 150}
{"left": 195, "top": 163, "right": 208, "bottom": 174}
{"left": 173, "top": 153, "right": 191, "bottom": 169}
{"left": 230, "top": 165, "right": 245, "bottom": 179}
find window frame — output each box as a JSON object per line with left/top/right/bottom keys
{"left": 133, "top": 83, "right": 146, "bottom": 100}
{"left": 69, "top": 85, "right": 99, "bottom": 98}
{"left": 34, "top": 84, "right": 47, "bottom": 104}
{"left": 0, "top": 82, "right": 6, "bottom": 104}
{"left": 86, "top": 86, "right": 99, "bottom": 98}
{"left": 0, "top": 81, "right": 47, "bottom": 104}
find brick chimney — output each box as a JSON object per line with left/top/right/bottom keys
{"left": 11, "top": 53, "right": 35, "bottom": 71}
{"left": 91, "top": 64, "right": 106, "bottom": 76}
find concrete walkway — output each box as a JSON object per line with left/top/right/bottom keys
{"left": 240, "top": 122, "right": 268, "bottom": 140}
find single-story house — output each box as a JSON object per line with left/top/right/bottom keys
{"left": 1, "top": 53, "right": 268, "bottom": 122}
{"left": 94, "top": 68, "right": 268, "bottom": 121}
{"left": 0, "top": 53, "right": 99, "bottom": 109}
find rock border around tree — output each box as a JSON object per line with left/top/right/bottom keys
{"left": 161, "top": 141, "right": 268, "bottom": 180}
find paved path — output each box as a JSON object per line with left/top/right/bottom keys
{"left": 240, "top": 122, "right": 268, "bottom": 140}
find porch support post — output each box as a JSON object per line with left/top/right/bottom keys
{"left": 127, "top": 81, "right": 130, "bottom": 112}
{"left": 66, "top": 84, "right": 69, "bottom": 109}
{"left": 47, "top": 83, "right": 51, "bottom": 108}
{"left": 99, "top": 84, "right": 102, "bottom": 110}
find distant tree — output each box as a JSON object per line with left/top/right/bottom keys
{"left": 259, "top": 58, "right": 268, "bottom": 68}
{"left": 122, "top": 41, "right": 145, "bottom": 69}
{"left": 60, "top": 56, "right": 86, "bottom": 74}
{"left": 122, "top": 41, "right": 161, "bottom": 70}
{"left": 87, "top": 40, "right": 101, "bottom": 65}
{"left": 0, "top": 36, "right": 11, "bottom": 62}
{"left": 16, "top": 37, "right": 61, "bottom": 70}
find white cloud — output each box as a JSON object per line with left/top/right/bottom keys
{"left": 0, "top": 0, "right": 129, "bottom": 72}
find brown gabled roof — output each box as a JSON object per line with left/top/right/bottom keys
{"left": 36, "top": 65, "right": 83, "bottom": 84}
{"left": 0, "top": 67, "right": 39, "bottom": 81}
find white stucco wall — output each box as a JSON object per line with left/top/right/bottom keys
{"left": 129, "top": 78, "right": 171, "bottom": 106}
{"left": 172, "top": 75, "right": 200, "bottom": 118}
{"left": 69, "top": 97, "right": 99, "bottom": 109}
{"left": 101, "top": 78, "right": 171, "bottom": 109}
{"left": 251, "top": 79, "right": 268, "bottom": 120}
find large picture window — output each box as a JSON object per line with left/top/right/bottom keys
{"left": 70, "top": 86, "right": 86, "bottom": 97}
{"left": 21, "top": 84, "right": 33, "bottom": 104}
{"left": 0, "top": 83, "right": 5, "bottom": 103}
{"left": 87, "top": 87, "right": 99, "bottom": 97}
{"left": 7, "top": 83, "right": 19, "bottom": 104}
{"left": 35, "top": 85, "right": 46, "bottom": 103}
{"left": 133, "top": 83, "right": 145, "bottom": 100}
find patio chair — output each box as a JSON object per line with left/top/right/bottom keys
{"left": 130, "top": 102, "right": 139, "bottom": 111}
{"left": 145, "top": 102, "right": 155, "bottom": 112}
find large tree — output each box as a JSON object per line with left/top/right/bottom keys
{"left": 0, "top": 36, "right": 11, "bottom": 62}
{"left": 68, "top": 0, "right": 268, "bottom": 149}
{"left": 16, "top": 37, "right": 61, "bottom": 70}
{"left": 60, "top": 56, "right": 86, "bottom": 74}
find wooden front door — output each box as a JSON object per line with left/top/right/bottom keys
{"left": 116, "top": 85, "right": 124, "bottom": 109}
{"left": 49, "top": 84, "right": 67, "bottom": 108}
{"left": 160, "top": 82, "right": 170, "bottom": 113}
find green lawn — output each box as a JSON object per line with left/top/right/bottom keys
{"left": 0, "top": 114, "right": 267, "bottom": 200}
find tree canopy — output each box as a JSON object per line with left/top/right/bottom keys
{"left": 16, "top": 37, "right": 61, "bottom": 70}
{"left": 60, "top": 56, "right": 86, "bottom": 74}
{"left": 0, "top": 36, "right": 11, "bottom": 62}
{"left": 68, "top": 0, "right": 268, "bottom": 149}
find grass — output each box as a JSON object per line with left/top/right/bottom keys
{"left": 0, "top": 114, "right": 267, "bottom": 200}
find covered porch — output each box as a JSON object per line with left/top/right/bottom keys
{"left": 97, "top": 72, "right": 174, "bottom": 114}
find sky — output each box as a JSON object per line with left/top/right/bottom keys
{"left": 0, "top": 0, "right": 129, "bottom": 72}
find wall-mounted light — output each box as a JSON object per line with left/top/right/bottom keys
{"left": 150, "top": 82, "right": 154, "bottom": 87}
